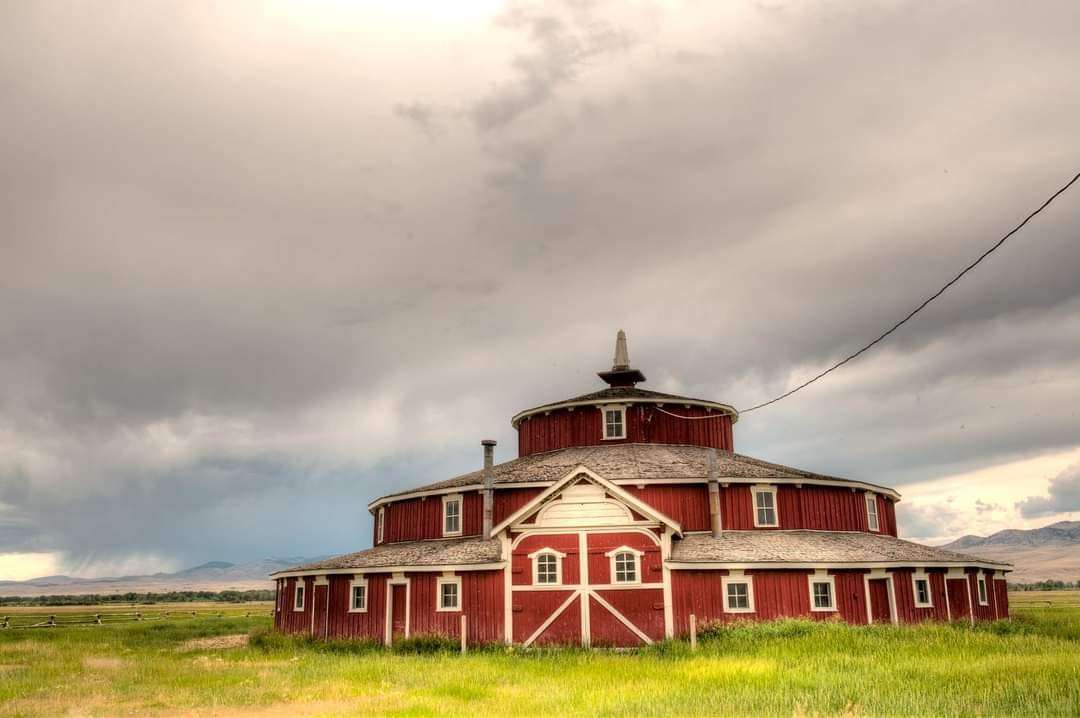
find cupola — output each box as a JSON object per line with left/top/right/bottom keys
{"left": 597, "top": 330, "right": 646, "bottom": 387}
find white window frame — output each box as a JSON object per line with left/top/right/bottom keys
{"left": 348, "top": 576, "right": 368, "bottom": 613}
{"left": 442, "top": 494, "right": 463, "bottom": 537}
{"left": 436, "top": 575, "right": 462, "bottom": 612}
{"left": 722, "top": 575, "right": 755, "bottom": 613}
{"left": 293, "top": 581, "right": 305, "bottom": 612}
{"left": 977, "top": 575, "right": 989, "bottom": 606}
{"left": 751, "top": 485, "right": 779, "bottom": 528}
{"left": 808, "top": 574, "right": 837, "bottom": 612}
{"left": 912, "top": 574, "right": 933, "bottom": 608}
{"left": 605, "top": 545, "right": 644, "bottom": 584}
{"left": 377, "top": 507, "right": 385, "bottom": 544}
{"left": 865, "top": 493, "right": 880, "bottom": 532}
{"left": 602, "top": 405, "right": 627, "bottom": 440}
{"left": 528, "top": 548, "right": 566, "bottom": 585}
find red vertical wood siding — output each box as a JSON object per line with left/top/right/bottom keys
{"left": 380, "top": 492, "right": 483, "bottom": 544}
{"left": 586, "top": 531, "right": 662, "bottom": 584}
{"left": 512, "top": 534, "right": 580, "bottom": 585}
{"left": 517, "top": 405, "right": 733, "bottom": 457}
{"left": 832, "top": 571, "right": 868, "bottom": 624}
{"left": 511, "top": 589, "right": 577, "bottom": 643}
{"left": 493, "top": 488, "right": 543, "bottom": 525}
{"left": 670, "top": 569, "right": 727, "bottom": 635}
{"left": 406, "top": 571, "right": 504, "bottom": 644}
{"left": 750, "top": 570, "right": 813, "bottom": 620}
{"left": 624, "top": 485, "right": 711, "bottom": 531}
{"left": 968, "top": 570, "right": 996, "bottom": 622}
{"left": 993, "top": 578, "right": 1009, "bottom": 619}
{"left": 588, "top": 595, "right": 646, "bottom": 646}
{"left": 324, "top": 574, "right": 388, "bottom": 641}
{"left": 946, "top": 578, "right": 971, "bottom": 621}
{"left": 890, "top": 569, "right": 949, "bottom": 622}
{"left": 593, "top": 589, "right": 666, "bottom": 642}
{"left": 276, "top": 577, "right": 314, "bottom": 634}
{"left": 720, "top": 485, "right": 756, "bottom": 529}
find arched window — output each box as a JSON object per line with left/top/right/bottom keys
{"left": 528, "top": 548, "right": 565, "bottom": 585}
{"left": 605, "top": 546, "right": 644, "bottom": 584}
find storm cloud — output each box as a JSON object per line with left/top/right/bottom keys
{"left": 2, "top": 1, "right": 1079, "bottom": 575}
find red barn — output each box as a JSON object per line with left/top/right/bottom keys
{"left": 273, "top": 332, "right": 1010, "bottom": 646}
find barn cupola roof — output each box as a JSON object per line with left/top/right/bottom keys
{"left": 597, "top": 330, "right": 646, "bottom": 388}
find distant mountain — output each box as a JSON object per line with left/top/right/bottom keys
{"left": 0, "top": 556, "right": 328, "bottom": 597}
{"left": 941, "top": 521, "right": 1080, "bottom": 584}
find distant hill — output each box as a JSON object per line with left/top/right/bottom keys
{"left": 940, "top": 521, "right": 1080, "bottom": 584}
{"left": 0, "top": 556, "right": 326, "bottom": 597}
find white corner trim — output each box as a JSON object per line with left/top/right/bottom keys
{"left": 348, "top": 576, "right": 368, "bottom": 613}
{"left": 436, "top": 575, "right": 462, "bottom": 612}
{"left": 721, "top": 573, "right": 755, "bottom": 613}
{"left": 808, "top": 574, "right": 837, "bottom": 612}
{"left": 606, "top": 545, "right": 644, "bottom": 585}
{"left": 442, "top": 493, "right": 463, "bottom": 537}
{"left": 750, "top": 485, "right": 779, "bottom": 528}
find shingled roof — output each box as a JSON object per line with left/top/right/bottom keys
{"left": 371, "top": 443, "right": 899, "bottom": 507}
{"left": 512, "top": 387, "right": 736, "bottom": 426}
{"left": 670, "top": 531, "right": 1011, "bottom": 568}
{"left": 276, "top": 537, "right": 502, "bottom": 575}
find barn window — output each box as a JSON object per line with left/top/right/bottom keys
{"left": 530, "top": 549, "right": 565, "bottom": 585}
{"left": 913, "top": 576, "right": 932, "bottom": 607}
{"left": 865, "top": 493, "right": 880, "bottom": 532}
{"left": 722, "top": 576, "right": 754, "bottom": 613}
{"left": 809, "top": 576, "right": 836, "bottom": 611}
{"left": 437, "top": 576, "right": 461, "bottom": 612}
{"left": 606, "top": 546, "right": 643, "bottom": 584}
{"left": 602, "top": 406, "right": 626, "bottom": 440}
{"left": 377, "top": 507, "right": 385, "bottom": 544}
{"left": 752, "top": 486, "right": 778, "bottom": 527}
{"left": 977, "top": 576, "right": 989, "bottom": 606}
{"left": 349, "top": 577, "right": 368, "bottom": 613}
{"left": 293, "top": 582, "right": 305, "bottom": 611}
{"left": 443, "top": 494, "right": 462, "bottom": 536}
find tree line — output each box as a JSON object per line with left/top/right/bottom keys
{"left": 1008, "top": 580, "right": 1080, "bottom": 591}
{"left": 0, "top": 589, "right": 274, "bottom": 606}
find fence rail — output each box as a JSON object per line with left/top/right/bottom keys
{"left": 0, "top": 609, "right": 272, "bottom": 630}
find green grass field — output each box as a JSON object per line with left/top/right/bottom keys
{"left": 1, "top": 595, "right": 1078, "bottom": 717}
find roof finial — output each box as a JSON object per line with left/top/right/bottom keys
{"left": 598, "top": 329, "right": 646, "bottom": 387}
{"left": 613, "top": 329, "right": 630, "bottom": 370}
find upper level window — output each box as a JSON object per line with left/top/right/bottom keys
{"left": 722, "top": 576, "right": 754, "bottom": 613}
{"left": 809, "top": 576, "right": 836, "bottom": 612}
{"left": 977, "top": 576, "right": 989, "bottom": 606}
{"left": 913, "top": 577, "right": 932, "bottom": 607}
{"left": 349, "top": 578, "right": 368, "bottom": 613}
{"left": 752, "top": 486, "right": 778, "bottom": 527}
{"left": 293, "top": 582, "right": 305, "bottom": 611}
{"left": 865, "top": 493, "right": 880, "bottom": 532}
{"left": 530, "top": 549, "right": 565, "bottom": 585}
{"left": 606, "top": 546, "right": 643, "bottom": 584}
{"left": 377, "top": 507, "right": 385, "bottom": 544}
{"left": 443, "top": 494, "right": 462, "bottom": 536}
{"left": 603, "top": 406, "right": 626, "bottom": 440}
{"left": 437, "top": 576, "right": 461, "bottom": 612}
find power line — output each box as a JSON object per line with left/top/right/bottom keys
{"left": 738, "top": 169, "right": 1080, "bottom": 414}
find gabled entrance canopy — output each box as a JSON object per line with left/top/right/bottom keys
{"left": 490, "top": 465, "right": 683, "bottom": 536}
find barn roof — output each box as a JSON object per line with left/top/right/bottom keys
{"left": 511, "top": 387, "right": 737, "bottom": 427}
{"left": 369, "top": 443, "right": 900, "bottom": 509}
{"left": 274, "top": 537, "right": 502, "bottom": 576}
{"left": 669, "top": 531, "right": 1011, "bottom": 569}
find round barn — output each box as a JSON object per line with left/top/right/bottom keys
{"left": 272, "top": 332, "right": 1011, "bottom": 647}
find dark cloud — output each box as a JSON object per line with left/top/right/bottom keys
{"left": 1, "top": 1, "right": 1080, "bottom": 574}
{"left": 1016, "top": 464, "right": 1080, "bottom": 518}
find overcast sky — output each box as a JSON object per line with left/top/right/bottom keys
{"left": 2, "top": 1, "right": 1079, "bottom": 579}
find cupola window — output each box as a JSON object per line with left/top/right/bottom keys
{"left": 443, "top": 494, "right": 462, "bottom": 536}
{"left": 752, "top": 486, "right": 778, "bottom": 527}
{"left": 865, "top": 493, "right": 880, "bottom": 532}
{"left": 603, "top": 406, "right": 626, "bottom": 440}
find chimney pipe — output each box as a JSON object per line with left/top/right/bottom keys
{"left": 482, "top": 440, "right": 496, "bottom": 539}
{"left": 708, "top": 449, "right": 722, "bottom": 538}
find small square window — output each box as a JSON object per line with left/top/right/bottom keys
{"left": 437, "top": 578, "right": 461, "bottom": 611}
{"left": 603, "top": 407, "right": 626, "bottom": 440}
{"left": 349, "top": 580, "right": 367, "bottom": 612}
{"left": 721, "top": 578, "right": 756, "bottom": 608}
{"left": 811, "top": 579, "right": 835, "bottom": 611}
{"left": 753, "top": 488, "right": 778, "bottom": 527}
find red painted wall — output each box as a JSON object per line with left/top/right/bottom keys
{"left": 512, "top": 533, "right": 581, "bottom": 585}
{"left": 586, "top": 531, "right": 663, "bottom": 585}
{"left": 517, "top": 405, "right": 733, "bottom": 457}
{"left": 717, "top": 484, "right": 896, "bottom": 535}
{"left": 378, "top": 492, "right": 482, "bottom": 544}
{"left": 624, "top": 485, "right": 711, "bottom": 531}
{"left": 890, "top": 569, "right": 950, "bottom": 622}
{"left": 407, "top": 571, "right": 504, "bottom": 644}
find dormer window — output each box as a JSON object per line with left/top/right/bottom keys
{"left": 865, "top": 493, "right": 880, "bottom": 532}
{"left": 443, "top": 494, "right": 462, "bottom": 536}
{"left": 603, "top": 405, "right": 626, "bottom": 440}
